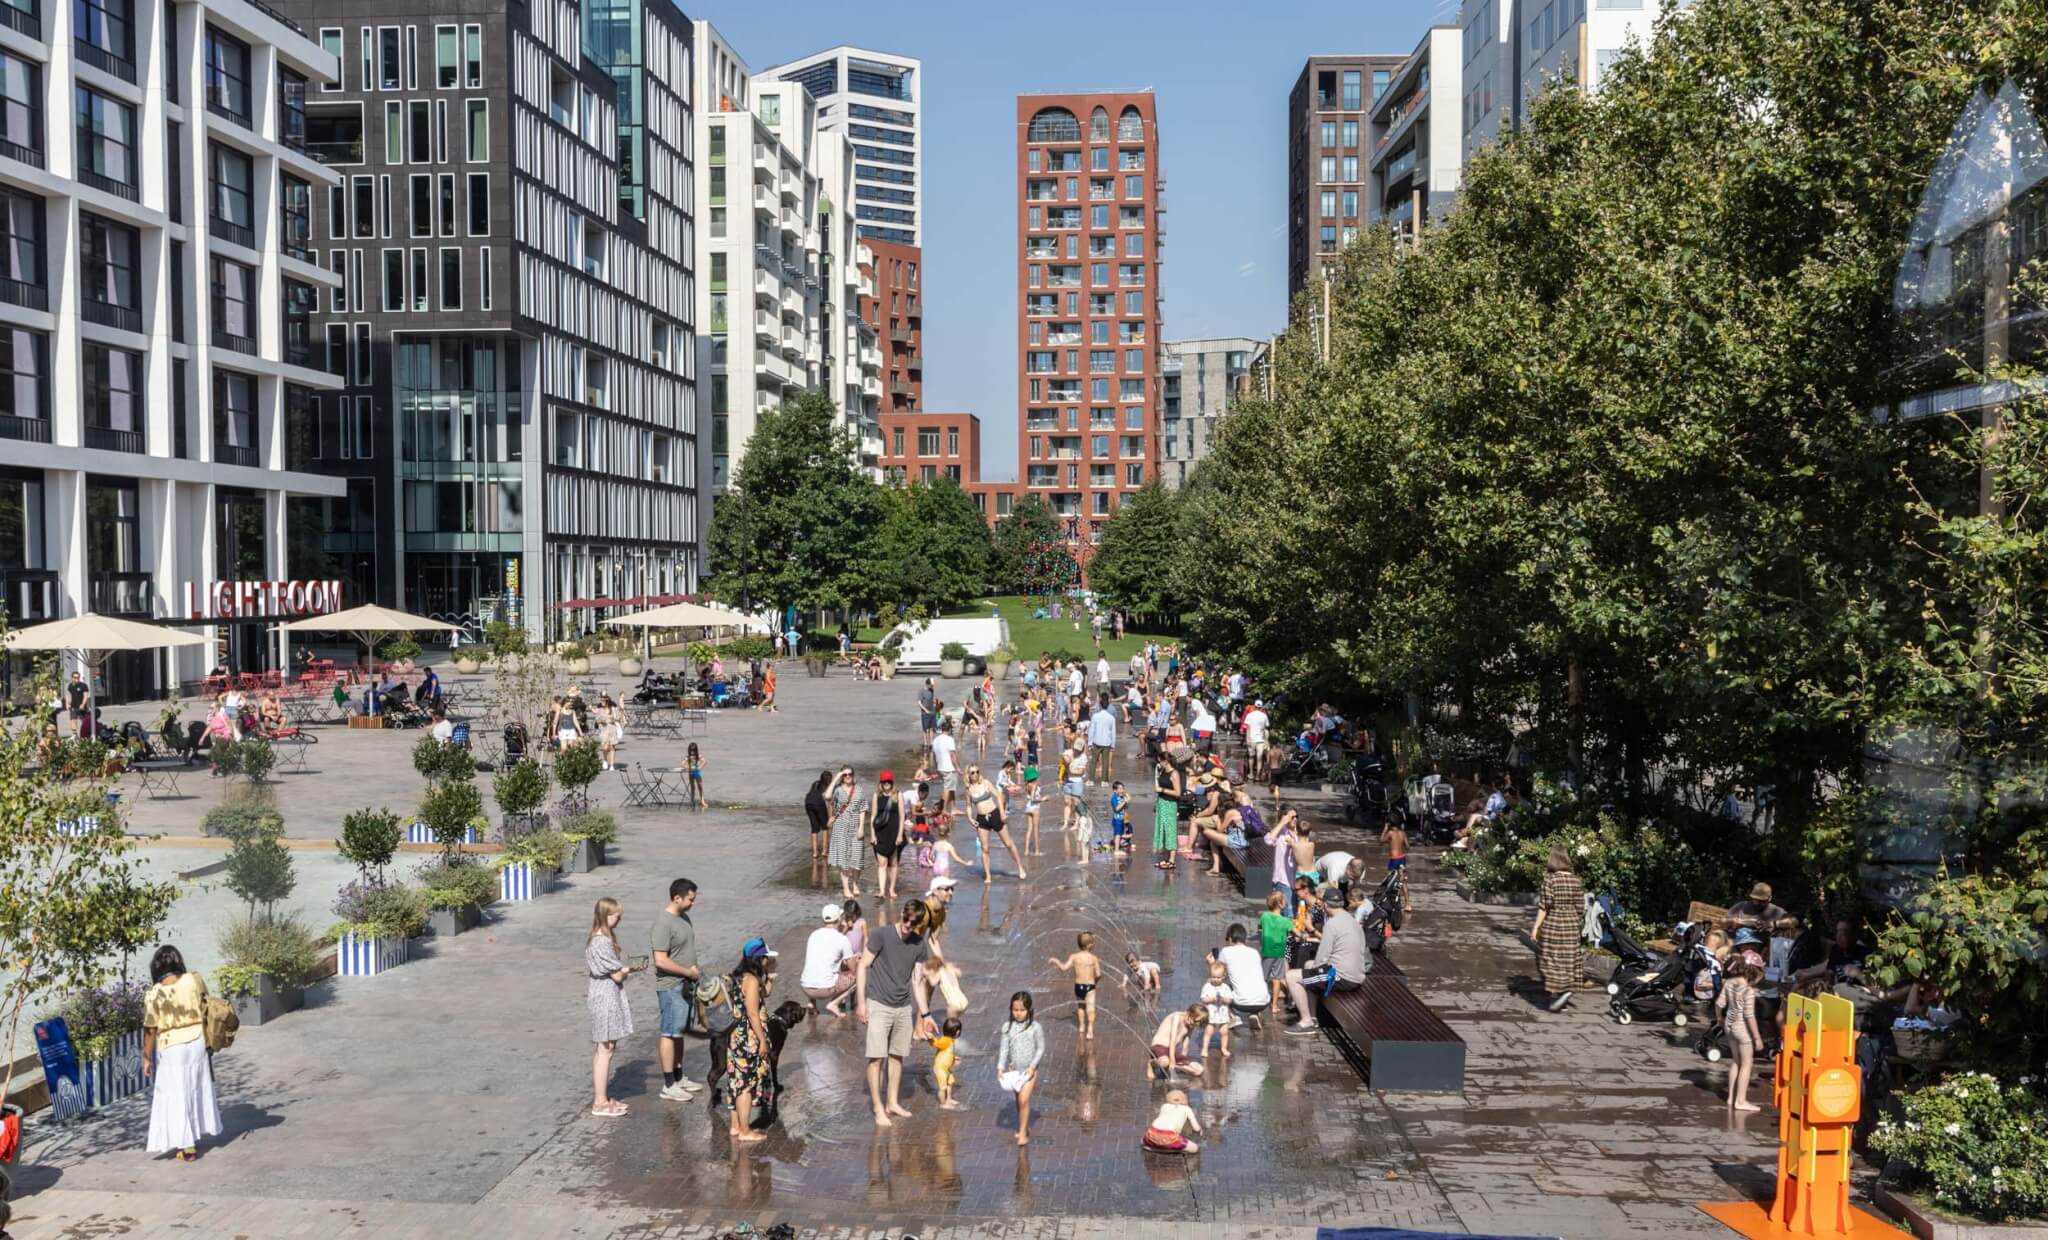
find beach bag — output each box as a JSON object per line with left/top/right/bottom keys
{"left": 203, "top": 996, "right": 240, "bottom": 1052}
{"left": 698, "top": 975, "right": 737, "bottom": 1035}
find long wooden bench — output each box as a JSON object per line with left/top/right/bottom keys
{"left": 1647, "top": 900, "right": 1730, "bottom": 953}
{"left": 1316, "top": 973, "right": 1465, "bottom": 1092}
{"left": 1212, "top": 838, "right": 1273, "bottom": 893}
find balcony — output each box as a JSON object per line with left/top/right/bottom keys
{"left": 754, "top": 185, "right": 774, "bottom": 213}
{"left": 0, "top": 4, "right": 38, "bottom": 38}
{"left": 78, "top": 169, "right": 137, "bottom": 201}
{"left": 306, "top": 139, "right": 362, "bottom": 165}
{"left": 1044, "top": 331, "right": 1080, "bottom": 346}
{"left": 212, "top": 215, "right": 255, "bottom": 249}
{"left": 214, "top": 439, "right": 259, "bottom": 467}
{"left": 0, "top": 136, "right": 41, "bottom": 168}
{"left": 1025, "top": 246, "right": 1056, "bottom": 259}
{"left": 85, "top": 425, "right": 144, "bottom": 453}
{"left": 755, "top": 310, "right": 778, "bottom": 344}
{"left": 75, "top": 41, "right": 136, "bottom": 84}
{"left": 0, "top": 413, "right": 49, "bottom": 442}
{"left": 82, "top": 298, "right": 142, "bottom": 332}
{"left": 889, "top": 325, "right": 909, "bottom": 344}
{"left": 0, "top": 276, "right": 46, "bottom": 310}
{"left": 212, "top": 325, "right": 256, "bottom": 354}
{"left": 889, "top": 377, "right": 911, "bottom": 397}
{"left": 907, "top": 353, "right": 923, "bottom": 372}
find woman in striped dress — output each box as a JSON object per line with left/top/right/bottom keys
{"left": 586, "top": 897, "right": 636, "bottom": 1117}
{"left": 825, "top": 767, "right": 865, "bottom": 897}
{"left": 1529, "top": 847, "right": 1587, "bottom": 1012}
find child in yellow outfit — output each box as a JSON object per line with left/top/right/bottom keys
{"left": 933, "top": 1017, "right": 965, "bottom": 1110}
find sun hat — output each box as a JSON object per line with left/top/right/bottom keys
{"left": 821, "top": 903, "right": 844, "bottom": 922}
{"left": 1749, "top": 882, "right": 1773, "bottom": 902}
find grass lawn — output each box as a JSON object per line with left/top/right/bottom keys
{"left": 856, "top": 595, "right": 1174, "bottom": 664}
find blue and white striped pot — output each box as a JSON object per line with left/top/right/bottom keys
{"left": 498, "top": 862, "right": 551, "bottom": 901}
{"left": 405, "top": 822, "right": 477, "bottom": 845}
{"left": 81, "top": 1029, "right": 146, "bottom": 1110}
{"left": 55, "top": 816, "right": 102, "bottom": 837}
{"left": 337, "top": 932, "right": 408, "bottom": 977}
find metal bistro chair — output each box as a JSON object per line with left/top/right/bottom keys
{"left": 619, "top": 765, "right": 657, "bottom": 809}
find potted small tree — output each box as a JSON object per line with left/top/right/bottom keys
{"left": 558, "top": 642, "right": 592, "bottom": 675}
{"left": 332, "top": 808, "right": 417, "bottom": 976}
{"left": 414, "top": 855, "right": 496, "bottom": 938}
{"left": 494, "top": 828, "right": 567, "bottom": 901}
{"left": 217, "top": 817, "right": 315, "bottom": 1025}
{"left": 988, "top": 642, "right": 1018, "bottom": 681}
{"left": 378, "top": 636, "right": 421, "bottom": 671}
{"left": 559, "top": 809, "right": 618, "bottom": 874}
{"left": 493, "top": 757, "right": 551, "bottom": 839}
{"left": 878, "top": 630, "right": 904, "bottom": 680}
{"left": 451, "top": 645, "right": 491, "bottom": 675}
{"left": 939, "top": 641, "right": 969, "bottom": 679}
{"left": 554, "top": 739, "right": 602, "bottom": 818}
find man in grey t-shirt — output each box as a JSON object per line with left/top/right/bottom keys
{"left": 1282, "top": 887, "right": 1369, "bottom": 1032}
{"left": 856, "top": 903, "right": 935, "bottom": 1126}
{"left": 652, "top": 878, "right": 701, "bottom": 1099}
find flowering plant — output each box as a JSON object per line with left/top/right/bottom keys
{"left": 1873, "top": 1072, "right": 2048, "bottom": 1220}
{"left": 329, "top": 878, "right": 429, "bottom": 940}
{"left": 46, "top": 979, "right": 147, "bottom": 1061}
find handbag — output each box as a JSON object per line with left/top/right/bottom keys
{"left": 698, "top": 975, "right": 736, "bottom": 1035}
{"left": 203, "top": 996, "right": 240, "bottom": 1052}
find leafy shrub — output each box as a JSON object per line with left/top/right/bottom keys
{"left": 1872, "top": 1072, "right": 2048, "bottom": 1220}
{"left": 212, "top": 738, "right": 275, "bottom": 783}
{"left": 723, "top": 635, "right": 775, "bottom": 661}
{"left": 418, "top": 778, "right": 484, "bottom": 857}
{"left": 412, "top": 857, "right": 497, "bottom": 911}
{"left": 330, "top": 878, "right": 430, "bottom": 940}
{"left": 377, "top": 637, "right": 421, "bottom": 661}
{"left": 216, "top": 915, "right": 323, "bottom": 993}
{"left": 202, "top": 798, "right": 284, "bottom": 842}
{"left": 497, "top": 829, "right": 568, "bottom": 876}
{"left": 493, "top": 758, "right": 550, "bottom": 817}
{"left": 684, "top": 641, "right": 716, "bottom": 667}
{"left": 483, "top": 621, "right": 528, "bottom": 659}
{"left": 558, "top": 642, "right": 589, "bottom": 660}
{"left": 939, "top": 641, "right": 970, "bottom": 660}
{"left": 412, "top": 736, "right": 475, "bottom": 782}
{"left": 554, "top": 740, "right": 602, "bottom": 793}
{"left": 225, "top": 834, "right": 296, "bottom": 920}
{"left": 990, "top": 643, "right": 1019, "bottom": 665}
{"left": 50, "top": 738, "right": 114, "bottom": 781}
{"left": 336, "top": 808, "right": 403, "bottom": 881}
{"left": 45, "top": 980, "right": 147, "bottom": 1061}
{"left": 560, "top": 809, "right": 618, "bottom": 846}
{"left": 451, "top": 645, "right": 491, "bottom": 665}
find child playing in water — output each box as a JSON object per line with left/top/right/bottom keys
{"left": 685, "top": 742, "right": 705, "bottom": 809}
{"left": 1048, "top": 932, "right": 1103, "bottom": 1040}
{"left": 1124, "top": 950, "right": 1161, "bottom": 993}
{"left": 1109, "top": 781, "right": 1130, "bottom": 852}
{"left": 1022, "top": 766, "right": 1045, "bottom": 856}
{"left": 920, "top": 956, "right": 970, "bottom": 1020}
{"left": 932, "top": 1016, "right": 964, "bottom": 1110}
{"left": 1258, "top": 891, "right": 1292, "bottom": 1015}
{"left": 928, "top": 821, "right": 974, "bottom": 881}
{"left": 1198, "top": 960, "right": 1235, "bottom": 1061}
{"left": 1149, "top": 1004, "right": 1206, "bottom": 1080}
{"left": 1142, "top": 1088, "right": 1203, "bottom": 1153}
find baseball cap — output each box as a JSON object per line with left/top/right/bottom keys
{"left": 741, "top": 937, "right": 778, "bottom": 959}
{"left": 821, "top": 903, "right": 844, "bottom": 922}
{"left": 927, "top": 877, "right": 958, "bottom": 894}
{"left": 879, "top": 769, "right": 896, "bottom": 784}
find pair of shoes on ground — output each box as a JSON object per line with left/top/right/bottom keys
{"left": 660, "top": 1078, "right": 704, "bottom": 1101}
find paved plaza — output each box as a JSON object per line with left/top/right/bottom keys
{"left": 5, "top": 673, "right": 1813, "bottom": 1238}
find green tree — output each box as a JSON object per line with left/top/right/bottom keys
{"left": 990, "top": 494, "right": 1070, "bottom": 597}
{"left": 1087, "top": 482, "right": 1184, "bottom": 628}
{"left": 337, "top": 808, "right": 404, "bottom": 884}
{"left": 864, "top": 477, "right": 991, "bottom": 613}
{"left": 705, "top": 393, "right": 883, "bottom": 616}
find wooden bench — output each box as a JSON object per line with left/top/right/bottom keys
{"left": 1648, "top": 900, "right": 1730, "bottom": 953}
{"left": 1317, "top": 973, "right": 1465, "bottom": 1092}
{"left": 1212, "top": 838, "right": 1273, "bottom": 893}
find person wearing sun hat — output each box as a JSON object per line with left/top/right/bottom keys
{"left": 1728, "top": 882, "right": 1790, "bottom": 933}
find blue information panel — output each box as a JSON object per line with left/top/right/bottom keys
{"left": 33, "top": 1019, "right": 84, "bottom": 1120}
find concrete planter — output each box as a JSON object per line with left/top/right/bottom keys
{"left": 618, "top": 657, "right": 644, "bottom": 676}
{"left": 453, "top": 657, "right": 482, "bottom": 674}
{"left": 940, "top": 658, "right": 965, "bottom": 679}
{"left": 564, "top": 657, "right": 592, "bottom": 676}
{"left": 497, "top": 861, "right": 554, "bottom": 901}
{"left": 405, "top": 822, "right": 478, "bottom": 846}
{"left": 562, "top": 838, "right": 607, "bottom": 874}
{"left": 230, "top": 974, "right": 304, "bottom": 1027}
{"left": 989, "top": 661, "right": 1011, "bottom": 681}
{"left": 1453, "top": 880, "right": 1537, "bottom": 907}
{"left": 337, "top": 932, "right": 408, "bottom": 977}
{"left": 1877, "top": 1179, "right": 2048, "bottom": 1239}
{"left": 880, "top": 659, "right": 896, "bottom": 680}
{"left": 804, "top": 656, "right": 829, "bottom": 677}
{"left": 80, "top": 1030, "right": 146, "bottom": 1110}
{"left": 426, "top": 904, "right": 484, "bottom": 937}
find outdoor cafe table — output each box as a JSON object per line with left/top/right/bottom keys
{"left": 643, "top": 766, "right": 686, "bottom": 806}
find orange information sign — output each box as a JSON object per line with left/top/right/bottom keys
{"left": 1699, "top": 992, "right": 1890, "bottom": 1238}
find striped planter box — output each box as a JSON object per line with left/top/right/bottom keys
{"left": 497, "top": 861, "right": 552, "bottom": 902}
{"left": 337, "top": 932, "right": 408, "bottom": 977}
{"left": 405, "top": 822, "right": 477, "bottom": 845}
{"left": 81, "top": 1029, "right": 146, "bottom": 1111}
{"left": 55, "top": 816, "right": 102, "bottom": 837}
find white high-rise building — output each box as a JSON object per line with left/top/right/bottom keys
{"left": 693, "top": 24, "right": 880, "bottom": 494}
{"left": 1367, "top": 26, "right": 1463, "bottom": 239}
{"left": 759, "top": 47, "right": 921, "bottom": 247}
{"left": 1460, "top": 0, "right": 1676, "bottom": 164}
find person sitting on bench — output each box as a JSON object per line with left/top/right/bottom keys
{"left": 1282, "top": 886, "right": 1370, "bottom": 1033}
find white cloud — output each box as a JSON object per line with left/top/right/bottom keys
{"left": 1238, "top": 261, "right": 1257, "bottom": 277}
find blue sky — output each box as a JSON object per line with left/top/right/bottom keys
{"left": 698, "top": 0, "right": 1443, "bottom": 477}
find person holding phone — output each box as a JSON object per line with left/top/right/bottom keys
{"left": 586, "top": 897, "right": 639, "bottom": 1117}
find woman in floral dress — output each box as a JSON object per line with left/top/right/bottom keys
{"left": 1529, "top": 847, "right": 1587, "bottom": 1012}
{"left": 825, "top": 767, "right": 865, "bottom": 897}
{"left": 725, "top": 942, "right": 776, "bottom": 1143}
{"left": 585, "top": 897, "right": 637, "bottom": 1117}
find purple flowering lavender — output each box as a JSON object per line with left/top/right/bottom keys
{"left": 333, "top": 878, "right": 393, "bottom": 924}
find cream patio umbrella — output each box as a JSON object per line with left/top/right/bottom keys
{"left": 607, "top": 600, "right": 752, "bottom": 673}
{"left": 5, "top": 613, "right": 207, "bottom": 730}
{"left": 280, "top": 604, "right": 462, "bottom": 672}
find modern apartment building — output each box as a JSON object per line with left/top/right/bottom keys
{"left": 1285, "top": 55, "right": 1403, "bottom": 303}
{"left": 1015, "top": 91, "right": 1163, "bottom": 549}
{"left": 284, "top": 0, "right": 700, "bottom": 636}
{"left": 1368, "top": 27, "right": 1464, "bottom": 240}
{"left": 879, "top": 409, "right": 975, "bottom": 487}
{"left": 760, "top": 46, "right": 920, "bottom": 247}
{"left": 1460, "top": 0, "right": 1675, "bottom": 164}
{"left": 860, "top": 235, "right": 920, "bottom": 413}
{"left": 694, "top": 22, "right": 878, "bottom": 493}
{"left": 0, "top": 0, "right": 350, "bottom": 698}
{"left": 1158, "top": 336, "right": 1266, "bottom": 489}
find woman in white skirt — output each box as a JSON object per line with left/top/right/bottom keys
{"left": 142, "top": 945, "right": 221, "bottom": 1160}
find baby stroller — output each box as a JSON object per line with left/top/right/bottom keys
{"left": 1591, "top": 892, "right": 1659, "bottom": 974}
{"left": 384, "top": 693, "right": 434, "bottom": 729}
{"left": 502, "top": 722, "right": 530, "bottom": 764}
{"left": 1607, "top": 921, "right": 1707, "bottom": 1026}
{"left": 1403, "top": 775, "right": 1459, "bottom": 844}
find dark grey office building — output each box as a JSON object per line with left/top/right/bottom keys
{"left": 1286, "top": 54, "right": 1404, "bottom": 310}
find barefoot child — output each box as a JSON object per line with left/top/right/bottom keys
{"left": 1108, "top": 781, "right": 1130, "bottom": 851}
{"left": 1258, "top": 891, "right": 1292, "bottom": 1014}
{"left": 1022, "top": 766, "right": 1045, "bottom": 855}
{"left": 685, "top": 742, "right": 705, "bottom": 808}
{"left": 1148, "top": 1004, "right": 1206, "bottom": 1080}
{"left": 928, "top": 821, "right": 974, "bottom": 881}
{"left": 1198, "top": 960, "right": 1235, "bottom": 1061}
{"left": 996, "top": 991, "right": 1044, "bottom": 1145}
{"left": 1048, "top": 932, "right": 1102, "bottom": 1039}
{"left": 1142, "top": 1088, "right": 1203, "bottom": 1153}
{"left": 1124, "top": 950, "right": 1161, "bottom": 993}
{"left": 1718, "top": 958, "right": 1764, "bottom": 1111}
{"left": 932, "top": 1017, "right": 965, "bottom": 1110}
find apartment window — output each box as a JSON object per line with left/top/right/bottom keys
{"left": 320, "top": 28, "right": 343, "bottom": 90}
{"left": 325, "top": 322, "right": 346, "bottom": 375}
{"left": 1342, "top": 70, "right": 1362, "bottom": 110}
{"left": 478, "top": 246, "right": 491, "bottom": 309}
{"left": 213, "top": 368, "right": 256, "bottom": 463}
{"left": 382, "top": 247, "right": 403, "bottom": 310}
{"left": 1090, "top": 204, "right": 1109, "bottom": 229}
{"left": 1318, "top": 155, "right": 1335, "bottom": 182}
{"left": 1125, "top": 463, "right": 1144, "bottom": 486}
{"left": 439, "top": 247, "right": 460, "bottom": 310}
{"left": 352, "top": 325, "right": 371, "bottom": 384}
{"left": 435, "top": 25, "right": 457, "bottom": 88}
{"left": 74, "top": 0, "right": 134, "bottom": 80}
{"left": 408, "top": 100, "right": 429, "bottom": 161}
{"left": 467, "top": 172, "right": 488, "bottom": 234}
{"left": 378, "top": 27, "right": 400, "bottom": 89}
{"left": 279, "top": 68, "right": 306, "bottom": 151}
{"left": 379, "top": 175, "right": 393, "bottom": 235}
{"left": 1120, "top": 378, "right": 1143, "bottom": 400}
{"left": 1124, "top": 290, "right": 1142, "bottom": 315}
{"left": 433, "top": 99, "right": 447, "bottom": 161}
{"left": 1343, "top": 156, "right": 1359, "bottom": 181}
{"left": 378, "top": 99, "right": 399, "bottom": 162}
{"left": 1125, "top": 406, "right": 1143, "bottom": 429}
{"left": 280, "top": 175, "right": 314, "bottom": 260}
{"left": 1124, "top": 349, "right": 1143, "bottom": 372}
{"left": 0, "top": 53, "right": 37, "bottom": 167}
{"left": 408, "top": 174, "right": 431, "bottom": 236}
{"left": 209, "top": 142, "right": 254, "bottom": 245}
{"left": 203, "top": 27, "right": 250, "bottom": 123}
{"left": 352, "top": 175, "right": 373, "bottom": 237}
{"left": 1121, "top": 435, "right": 1143, "bottom": 458}
{"left": 0, "top": 327, "right": 46, "bottom": 425}
{"left": 1090, "top": 147, "right": 1108, "bottom": 171}
{"left": 1320, "top": 190, "right": 1337, "bottom": 219}
{"left": 1088, "top": 349, "right": 1113, "bottom": 373}
{"left": 917, "top": 428, "right": 939, "bottom": 455}
{"left": 1320, "top": 120, "right": 1336, "bottom": 148}
{"left": 350, "top": 250, "right": 365, "bottom": 312}
{"left": 79, "top": 213, "right": 140, "bottom": 330}
{"left": 1343, "top": 190, "right": 1359, "bottom": 217}
{"left": 1089, "top": 261, "right": 1108, "bottom": 287}
{"left": 209, "top": 256, "right": 255, "bottom": 349}
{"left": 1373, "top": 69, "right": 1392, "bottom": 101}
{"left": 1320, "top": 224, "right": 1338, "bottom": 252}
{"left": 465, "top": 99, "right": 487, "bottom": 160}
{"left": 463, "top": 25, "right": 481, "bottom": 87}
{"left": 1124, "top": 233, "right": 1143, "bottom": 258}
{"left": 437, "top": 173, "right": 454, "bottom": 234}
{"left": 75, "top": 87, "right": 136, "bottom": 196}
{"left": 1090, "top": 378, "right": 1110, "bottom": 401}
{"left": 81, "top": 344, "right": 143, "bottom": 448}
{"left": 946, "top": 428, "right": 959, "bottom": 456}
{"left": 0, "top": 190, "right": 43, "bottom": 308}
{"left": 410, "top": 248, "right": 427, "bottom": 310}
{"left": 360, "top": 29, "right": 373, "bottom": 93}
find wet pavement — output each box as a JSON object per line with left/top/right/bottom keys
{"left": 5, "top": 671, "right": 1813, "bottom": 1238}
